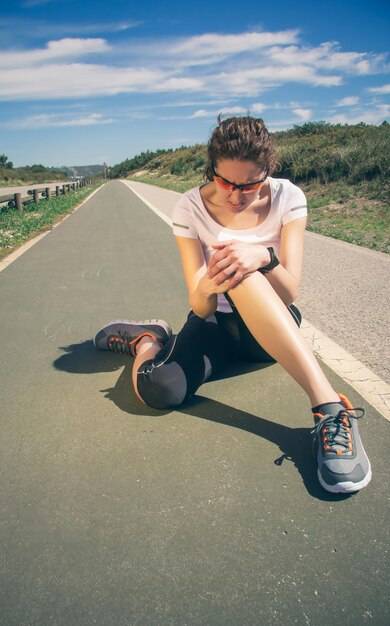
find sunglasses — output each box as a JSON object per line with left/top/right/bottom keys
{"left": 212, "top": 163, "right": 268, "bottom": 193}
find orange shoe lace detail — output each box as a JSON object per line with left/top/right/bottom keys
{"left": 311, "top": 398, "right": 365, "bottom": 457}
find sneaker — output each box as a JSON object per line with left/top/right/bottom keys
{"left": 311, "top": 393, "right": 372, "bottom": 493}
{"left": 93, "top": 319, "right": 172, "bottom": 356}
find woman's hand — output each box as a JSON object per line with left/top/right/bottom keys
{"left": 208, "top": 240, "right": 271, "bottom": 288}
{"left": 197, "top": 267, "right": 234, "bottom": 297}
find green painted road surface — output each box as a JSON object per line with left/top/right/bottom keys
{"left": 0, "top": 181, "right": 389, "bottom": 626}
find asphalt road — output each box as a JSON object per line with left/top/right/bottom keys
{"left": 0, "top": 180, "right": 389, "bottom": 626}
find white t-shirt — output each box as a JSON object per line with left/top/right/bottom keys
{"left": 172, "top": 177, "right": 307, "bottom": 313}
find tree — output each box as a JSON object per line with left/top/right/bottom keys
{"left": 0, "top": 154, "right": 13, "bottom": 168}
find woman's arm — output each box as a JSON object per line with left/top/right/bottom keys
{"left": 207, "top": 216, "right": 307, "bottom": 306}
{"left": 175, "top": 236, "right": 233, "bottom": 318}
{"left": 265, "top": 216, "right": 307, "bottom": 305}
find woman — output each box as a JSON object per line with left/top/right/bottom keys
{"left": 94, "top": 116, "right": 371, "bottom": 494}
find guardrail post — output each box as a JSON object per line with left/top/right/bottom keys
{"left": 62, "top": 184, "right": 67, "bottom": 195}
{"left": 56, "top": 186, "right": 60, "bottom": 196}
{"left": 33, "top": 189, "right": 39, "bottom": 203}
{"left": 15, "top": 193, "right": 22, "bottom": 211}
{"left": 45, "top": 187, "right": 51, "bottom": 200}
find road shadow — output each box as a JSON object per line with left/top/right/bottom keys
{"left": 54, "top": 340, "right": 353, "bottom": 502}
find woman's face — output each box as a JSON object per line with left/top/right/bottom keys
{"left": 212, "top": 159, "right": 267, "bottom": 213}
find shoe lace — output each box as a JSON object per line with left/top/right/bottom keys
{"left": 311, "top": 407, "right": 365, "bottom": 456}
{"left": 108, "top": 331, "right": 133, "bottom": 354}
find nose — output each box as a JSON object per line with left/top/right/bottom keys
{"left": 230, "top": 187, "right": 244, "bottom": 202}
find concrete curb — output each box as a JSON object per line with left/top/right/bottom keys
{"left": 301, "top": 321, "right": 390, "bottom": 421}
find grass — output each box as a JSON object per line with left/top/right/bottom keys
{"left": 130, "top": 171, "right": 204, "bottom": 193}
{"left": 304, "top": 180, "right": 389, "bottom": 252}
{"left": 0, "top": 183, "right": 100, "bottom": 260}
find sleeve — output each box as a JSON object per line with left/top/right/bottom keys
{"left": 282, "top": 183, "right": 308, "bottom": 226}
{"left": 172, "top": 194, "right": 199, "bottom": 239}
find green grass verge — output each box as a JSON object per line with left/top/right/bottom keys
{"left": 304, "top": 180, "right": 389, "bottom": 253}
{"left": 130, "top": 173, "right": 204, "bottom": 193}
{"left": 0, "top": 184, "right": 101, "bottom": 260}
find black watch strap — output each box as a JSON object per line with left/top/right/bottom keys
{"left": 259, "top": 247, "right": 280, "bottom": 274}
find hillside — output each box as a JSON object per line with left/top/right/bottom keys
{"left": 65, "top": 164, "right": 105, "bottom": 178}
{"left": 110, "top": 122, "right": 390, "bottom": 253}
{"left": 0, "top": 158, "right": 104, "bottom": 187}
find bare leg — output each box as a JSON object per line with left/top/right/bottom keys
{"left": 228, "top": 272, "right": 340, "bottom": 407}
{"left": 131, "top": 337, "right": 161, "bottom": 404}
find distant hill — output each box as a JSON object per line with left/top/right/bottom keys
{"left": 65, "top": 164, "right": 105, "bottom": 178}
{"left": 0, "top": 160, "right": 105, "bottom": 186}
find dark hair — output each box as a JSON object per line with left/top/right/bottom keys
{"left": 205, "top": 115, "right": 278, "bottom": 181}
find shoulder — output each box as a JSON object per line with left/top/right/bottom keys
{"left": 172, "top": 186, "right": 202, "bottom": 238}
{"left": 269, "top": 177, "right": 306, "bottom": 200}
{"left": 173, "top": 186, "right": 201, "bottom": 212}
{"left": 268, "top": 178, "right": 307, "bottom": 225}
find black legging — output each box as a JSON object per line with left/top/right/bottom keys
{"left": 136, "top": 301, "right": 302, "bottom": 410}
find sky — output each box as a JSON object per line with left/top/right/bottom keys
{"left": 0, "top": 0, "right": 389, "bottom": 167}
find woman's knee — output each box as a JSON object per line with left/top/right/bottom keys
{"left": 136, "top": 359, "right": 188, "bottom": 410}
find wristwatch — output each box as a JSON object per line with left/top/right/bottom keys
{"left": 259, "top": 247, "right": 280, "bottom": 274}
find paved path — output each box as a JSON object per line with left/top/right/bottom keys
{"left": 0, "top": 180, "right": 389, "bottom": 626}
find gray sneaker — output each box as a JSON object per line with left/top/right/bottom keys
{"left": 311, "top": 394, "right": 372, "bottom": 493}
{"left": 94, "top": 319, "right": 172, "bottom": 356}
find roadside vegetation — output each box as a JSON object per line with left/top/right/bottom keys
{"left": 0, "top": 183, "right": 100, "bottom": 259}
{"left": 0, "top": 155, "right": 105, "bottom": 187}
{"left": 111, "top": 121, "right": 389, "bottom": 253}
{"left": 0, "top": 155, "right": 68, "bottom": 186}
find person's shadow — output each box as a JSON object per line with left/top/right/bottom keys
{"left": 54, "top": 340, "right": 353, "bottom": 502}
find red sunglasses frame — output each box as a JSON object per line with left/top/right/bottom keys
{"left": 212, "top": 163, "right": 268, "bottom": 192}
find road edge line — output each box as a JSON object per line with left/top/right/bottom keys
{"left": 120, "top": 180, "right": 173, "bottom": 226}
{"left": 300, "top": 321, "right": 390, "bottom": 421}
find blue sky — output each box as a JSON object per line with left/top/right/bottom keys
{"left": 0, "top": 0, "right": 389, "bottom": 167}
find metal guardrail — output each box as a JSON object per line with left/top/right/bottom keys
{"left": 0, "top": 179, "right": 94, "bottom": 210}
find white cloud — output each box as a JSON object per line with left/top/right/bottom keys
{"left": 335, "top": 96, "right": 359, "bottom": 107}
{"left": 328, "top": 104, "right": 390, "bottom": 124}
{"left": 0, "top": 18, "right": 141, "bottom": 44}
{"left": 368, "top": 83, "right": 390, "bottom": 94}
{"left": 0, "top": 38, "right": 110, "bottom": 69}
{"left": 169, "top": 30, "right": 299, "bottom": 63}
{"left": 250, "top": 102, "right": 267, "bottom": 113}
{"left": 192, "top": 110, "right": 211, "bottom": 118}
{"left": 293, "top": 108, "right": 312, "bottom": 121}
{"left": 0, "top": 30, "right": 387, "bottom": 104}
{"left": 153, "top": 77, "right": 203, "bottom": 92}
{"left": 266, "top": 42, "right": 384, "bottom": 75}
{"left": 7, "top": 112, "right": 115, "bottom": 128}
{"left": 220, "top": 106, "right": 247, "bottom": 115}
{"left": 0, "top": 64, "right": 203, "bottom": 100}
{"left": 207, "top": 65, "right": 341, "bottom": 97}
